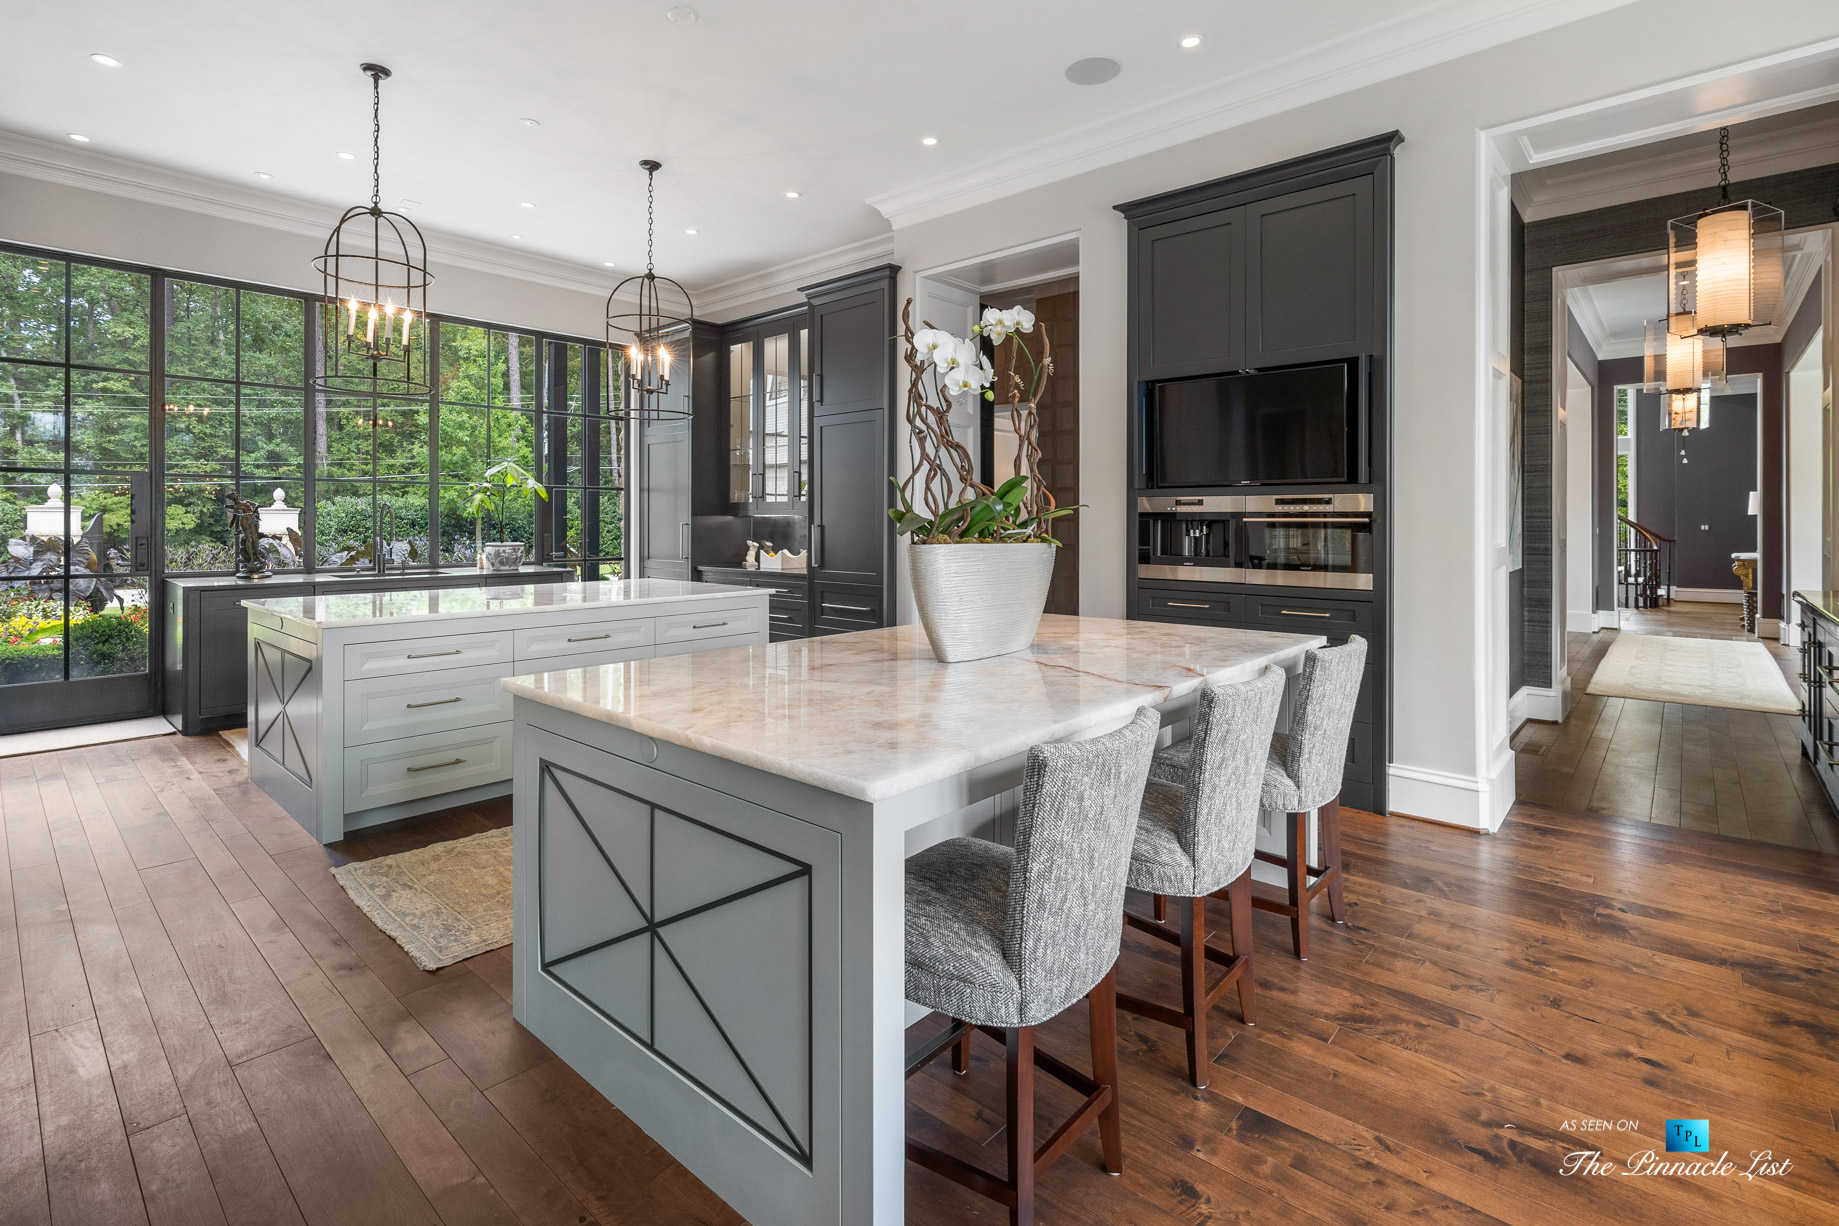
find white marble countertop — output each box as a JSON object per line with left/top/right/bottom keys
{"left": 502, "top": 614, "right": 1325, "bottom": 802}
{"left": 243, "top": 578, "right": 762, "bottom": 631}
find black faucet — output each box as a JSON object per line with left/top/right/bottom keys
{"left": 375, "top": 500, "right": 395, "bottom": 576}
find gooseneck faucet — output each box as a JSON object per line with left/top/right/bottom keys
{"left": 374, "top": 500, "right": 395, "bottom": 576}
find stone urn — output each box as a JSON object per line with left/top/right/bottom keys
{"left": 908, "top": 541, "right": 1056, "bottom": 663}
{"left": 480, "top": 542, "right": 526, "bottom": 572}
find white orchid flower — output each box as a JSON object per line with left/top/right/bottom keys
{"left": 1009, "top": 306, "right": 1035, "bottom": 334}
{"left": 911, "top": 328, "right": 953, "bottom": 364}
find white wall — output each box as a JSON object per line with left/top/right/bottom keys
{"left": 1565, "top": 362, "right": 1596, "bottom": 635}
{"left": 1790, "top": 330, "right": 1825, "bottom": 601}
{"left": 888, "top": 1, "right": 1839, "bottom": 830}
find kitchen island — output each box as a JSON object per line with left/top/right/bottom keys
{"left": 502, "top": 614, "right": 1325, "bottom": 1225}
{"left": 243, "top": 579, "right": 769, "bottom": 843}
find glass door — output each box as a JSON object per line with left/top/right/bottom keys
{"left": 1, "top": 253, "right": 157, "bottom": 732}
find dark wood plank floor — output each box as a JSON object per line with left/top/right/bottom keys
{"left": 4, "top": 731, "right": 1839, "bottom": 1224}
{"left": 1514, "top": 602, "right": 1838, "bottom": 852}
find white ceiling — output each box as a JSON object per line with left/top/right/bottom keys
{"left": 0, "top": 0, "right": 1631, "bottom": 298}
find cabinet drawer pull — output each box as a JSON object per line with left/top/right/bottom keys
{"left": 1166, "top": 601, "right": 1211, "bottom": 609}
{"left": 691, "top": 621, "right": 729, "bottom": 630}
{"left": 405, "top": 697, "right": 462, "bottom": 709}
{"left": 567, "top": 633, "right": 611, "bottom": 643}
{"left": 770, "top": 612, "right": 792, "bottom": 621}
{"left": 1278, "top": 609, "right": 1333, "bottom": 618}
{"left": 406, "top": 758, "right": 465, "bottom": 773}
{"left": 408, "top": 649, "right": 463, "bottom": 659}
{"left": 824, "top": 602, "right": 871, "bottom": 613}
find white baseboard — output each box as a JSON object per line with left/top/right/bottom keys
{"left": 1387, "top": 749, "right": 1513, "bottom": 833}
{"left": 1510, "top": 682, "right": 1568, "bottom": 732}
{"left": 1566, "top": 609, "right": 1600, "bottom": 634}
{"left": 1672, "top": 587, "right": 1743, "bottom": 604}
{"left": 1759, "top": 617, "right": 1781, "bottom": 640}
{"left": 1597, "top": 607, "right": 1621, "bottom": 628}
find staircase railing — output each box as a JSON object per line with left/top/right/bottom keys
{"left": 1617, "top": 514, "right": 1674, "bottom": 610}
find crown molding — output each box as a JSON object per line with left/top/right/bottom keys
{"left": 865, "top": 0, "right": 1636, "bottom": 229}
{"left": 692, "top": 232, "right": 895, "bottom": 321}
{"left": 0, "top": 128, "right": 620, "bottom": 298}
{"left": 1566, "top": 284, "right": 1616, "bottom": 360}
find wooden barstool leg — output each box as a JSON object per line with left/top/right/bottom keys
{"left": 1152, "top": 893, "right": 1167, "bottom": 924}
{"left": 1179, "top": 895, "right": 1207, "bottom": 1088}
{"left": 1287, "top": 813, "right": 1309, "bottom": 960}
{"left": 951, "top": 1018, "right": 971, "bottom": 1074}
{"left": 1321, "top": 797, "right": 1346, "bottom": 924}
{"left": 1226, "top": 869, "right": 1257, "bottom": 1025}
{"left": 1087, "top": 968, "right": 1123, "bottom": 1175}
{"left": 1007, "top": 1026, "right": 1036, "bottom": 1226}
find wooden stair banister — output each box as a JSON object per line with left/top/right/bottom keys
{"left": 1615, "top": 514, "right": 1673, "bottom": 609}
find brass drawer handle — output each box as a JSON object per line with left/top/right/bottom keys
{"left": 1278, "top": 609, "right": 1333, "bottom": 618}
{"left": 567, "top": 633, "right": 611, "bottom": 643}
{"left": 406, "top": 757, "right": 465, "bottom": 773}
{"left": 406, "top": 697, "right": 462, "bottom": 709}
{"left": 691, "top": 621, "right": 729, "bottom": 630}
{"left": 408, "top": 649, "right": 463, "bottom": 659}
{"left": 1166, "top": 601, "right": 1211, "bottom": 609}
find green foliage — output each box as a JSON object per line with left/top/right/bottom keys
{"left": 888, "top": 474, "right": 1078, "bottom": 545}
{"left": 71, "top": 609, "right": 147, "bottom": 678}
{"left": 0, "top": 638, "right": 60, "bottom": 685}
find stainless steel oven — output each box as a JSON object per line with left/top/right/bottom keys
{"left": 1238, "top": 493, "right": 1373, "bottom": 590}
{"left": 1137, "top": 495, "right": 1244, "bottom": 584}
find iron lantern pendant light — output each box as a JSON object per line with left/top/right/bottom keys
{"left": 313, "top": 63, "right": 431, "bottom": 396}
{"left": 1643, "top": 317, "right": 1722, "bottom": 432}
{"left": 606, "top": 160, "right": 695, "bottom": 421}
{"left": 1666, "top": 127, "right": 1783, "bottom": 342}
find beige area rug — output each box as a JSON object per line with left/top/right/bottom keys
{"left": 331, "top": 827, "right": 512, "bottom": 970}
{"left": 1586, "top": 633, "right": 1799, "bottom": 714}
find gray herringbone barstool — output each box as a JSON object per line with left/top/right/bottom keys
{"left": 1151, "top": 636, "right": 1367, "bottom": 960}
{"left": 1119, "top": 666, "right": 1284, "bottom": 1088}
{"left": 904, "top": 706, "right": 1160, "bottom": 1226}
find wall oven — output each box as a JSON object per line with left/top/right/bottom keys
{"left": 1138, "top": 493, "right": 1373, "bottom": 590}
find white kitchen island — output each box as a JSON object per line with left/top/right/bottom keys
{"left": 501, "top": 614, "right": 1324, "bottom": 1226}
{"left": 243, "top": 579, "right": 769, "bottom": 843}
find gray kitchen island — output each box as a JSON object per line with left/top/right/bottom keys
{"left": 501, "top": 614, "right": 1324, "bottom": 1226}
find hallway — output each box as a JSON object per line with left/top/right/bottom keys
{"left": 1513, "top": 602, "right": 1838, "bottom": 852}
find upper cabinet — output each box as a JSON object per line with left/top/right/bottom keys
{"left": 810, "top": 279, "right": 895, "bottom": 417}
{"left": 1122, "top": 134, "right": 1396, "bottom": 381}
{"left": 722, "top": 309, "right": 811, "bottom": 511}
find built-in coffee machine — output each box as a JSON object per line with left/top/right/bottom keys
{"left": 1138, "top": 493, "right": 1373, "bottom": 590}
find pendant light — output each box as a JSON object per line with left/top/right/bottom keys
{"left": 1666, "top": 127, "right": 1783, "bottom": 340}
{"left": 313, "top": 64, "right": 431, "bottom": 396}
{"left": 1643, "top": 318, "right": 1722, "bottom": 432}
{"left": 606, "top": 160, "right": 695, "bottom": 421}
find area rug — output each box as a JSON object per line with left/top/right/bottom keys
{"left": 1586, "top": 633, "right": 1799, "bottom": 714}
{"left": 331, "top": 827, "right": 512, "bottom": 970}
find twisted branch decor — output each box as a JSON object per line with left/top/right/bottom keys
{"left": 891, "top": 299, "right": 1073, "bottom": 544}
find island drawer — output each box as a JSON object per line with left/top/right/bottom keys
{"left": 654, "top": 632, "right": 759, "bottom": 660}
{"left": 343, "top": 723, "right": 514, "bottom": 813}
{"left": 517, "top": 643, "right": 654, "bottom": 674}
{"left": 654, "top": 603, "right": 764, "bottom": 646}
{"left": 342, "top": 629, "right": 515, "bottom": 680}
{"left": 342, "top": 663, "right": 515, "bottom": 746}
{"left": 514, "top": 617, "right": 653, "bottom": 662}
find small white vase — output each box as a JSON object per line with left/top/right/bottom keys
{"left": 481, "top": 543, "right": 525, "bottom": 572}
{"left": 908, "top": 542, "right": 1056, "bottom": 663}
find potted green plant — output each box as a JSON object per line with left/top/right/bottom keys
{"left": 890, "top": 302, "right": 1078, "bottom": 662}
{"left": 463, "top": 460, "right": 548, "bottom": 571}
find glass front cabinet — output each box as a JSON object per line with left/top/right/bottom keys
{"left": 723, "top": 307, "right": 810, "bottom": 512}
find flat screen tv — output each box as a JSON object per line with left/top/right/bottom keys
{"left": 1150, "top": 362, "right": 1356, "bottom": 487}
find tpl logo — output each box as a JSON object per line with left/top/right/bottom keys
{"left": 1665, "top": 1119, "right": 1709, "bottom": 1153}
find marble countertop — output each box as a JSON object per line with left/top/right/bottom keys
{"left": 1794, "top": 591, "right": 1839, "bottom": 625}
{"left": 502, "top": 614, "right": 1324, "bottom": 802}
{"left": 243, "top": 578, "right": 762, "bottom": 630}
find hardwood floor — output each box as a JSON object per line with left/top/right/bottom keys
{"left": 1514, "top": 601, "right": 1839, "bottom": 853}
{"left": 5, "top": 731, "right": 1838, "bottom": 1224}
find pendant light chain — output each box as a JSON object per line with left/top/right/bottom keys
{"left": 1716, "top": 126, "right": 1731, "bottom": 205}
{"left": 370, "top": 69, "right": 383, "bottom": 211}
{"left": 646, "top": 165, "right": 656, "bottom": 276}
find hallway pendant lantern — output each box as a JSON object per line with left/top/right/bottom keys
{"left": 313, "top": 64, "right": 431, "bottom": 397}
{"left": 1665, "top": 126, "right": 1783, "bottom": 340}
{"left": 606, "top": 160, "right": 695, "bottom": 421}
{"left": 1643, "top": 319, "right": 1723, "bottom": 432}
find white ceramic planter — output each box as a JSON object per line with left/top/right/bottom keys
{"left": 909, "top": 541, "right": 1056, "bottom": 663}
{"left": 481, "top": 542, "right": 526, "bottom": 572}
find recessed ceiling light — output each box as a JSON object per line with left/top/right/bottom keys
{"left": 336, "top": 150, "right": 355, "bottom": 160}
{"left": 519, "top": 117, "right": 541, "bottom": 128}
{"left": 1064, "top": 57, "right": 1122, "bottom": 86}
{"left": 90, "top": 53, "right": 121, "bottom": 68}
{"left": 510, "top": 234, "right": 523, "bottom": 241}
{"left": 784, "top": 191, "right": 800, "bottom": 198}
{"left": 667, "top": 5, "right": 699, "bottom": 24}
{"left": 519, "top": 201, "right": 535, "bottom": 208}
{"left": 603, "top": 261, "right": 617, "bottom": 268}
{"left": 67, "top": 133, "right": 91, "bottom": 143}
{"left": 684, "top": 228, "right": 698, "bottom": 235}
{"left": 253, "top": 171, "right": 273, "bottom": 180}
{"left": 921, "top": 136, "right": 938, "bottom": 146}
{"left": 1180, "top": 35, "right": 1202, "bottom": 49}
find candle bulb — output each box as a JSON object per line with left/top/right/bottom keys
{"left": 366, "top": 304, "right": 377, "bottom": 348}
{"left": 346, "top": 298, "right": 358, "bottom": 336}
{"left": 400, "top": 309, "right": 413, "bottom": 348}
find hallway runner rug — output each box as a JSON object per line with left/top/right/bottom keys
{"left": 331, "top": 826, "right": 512, "bottom": 969}
{"left": 1585, "top": 633, "right": 1799, "bottom": 714}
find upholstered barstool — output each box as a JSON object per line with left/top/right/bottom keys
{"left": 1150, "top": 636, "right": 1367, "bottom": 960}
{"left": 904, "top": 707, "right": 1160, "bottom": 1226}
{"left": 1118, "top": 666, "right": 1284, "bottom": 1088}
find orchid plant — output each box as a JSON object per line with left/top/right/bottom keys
{"left": 891, "top": 301, "right": 1077, "bottom": 544}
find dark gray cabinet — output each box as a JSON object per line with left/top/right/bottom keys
{"left": 721, "top": 307, "right": 812, "bottom": 511}
{"left": 1136, "top": 212, "right": 1243, "bottom": 380}
{"left": 698, "top": 565, "right": 810, "bottom": 641}
{"left": 809, "top": 408, "right": 889, "bottom": 591}
{"left": 164, "top": 566, "right": 571, "bottom": 735}
{"left": 1244, "top": 176, "right": 1375, "bottom": 367}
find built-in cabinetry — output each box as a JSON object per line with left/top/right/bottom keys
{"left": 244, "top": 580, "right": 770, "bottom": 843}
{"left": 723, "top": 307, "right": 811, "bottom": 511}
{"left": 163, "top": 566, "right": 572, "bottom": 735}
{"left": 1119, "top": 134, "right": 1398, "bottom": 812}
{"left": 697, "top": 565, "right": 809, "bottom": 641}
{"left": 636, "top": 320, "right": 724, "bottom": 581}
{"left": 1795, "top": 592, "right": 1835, "bottom": 811}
